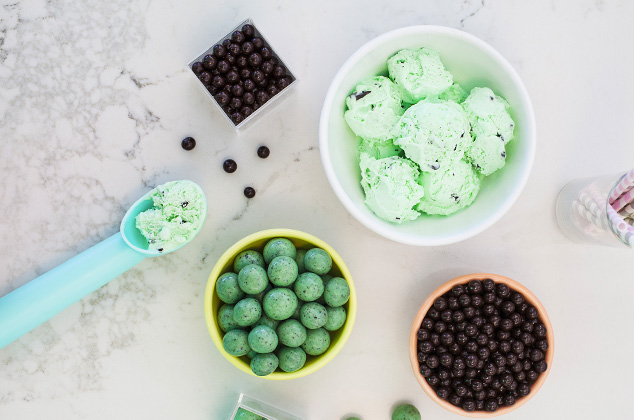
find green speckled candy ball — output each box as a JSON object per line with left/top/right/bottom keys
{"left": 300, "top": 302, "right": 328, "bottom": 329}
{"left": 233, "top": 298, "right": 262, "bottom": 327}
{"left": 303, "top": 248, "right": 332, "bottom": 275}
{"left": 233, "top": 250, "right": 265, "bottom": 273}
{"left": 277, "top": 319, "right": 307, "bottom": 347}
{"left": 277, "top": 346, "right": 307, "bottom": 373}
{"left": 254, "top": 314, "right": 279, "bottom": 330}
{"left": 234, "top": 408, "right": 263, "bottom": 420}
{"left": 324, "top": 305, "right": 347, "bottom": 331}
{"left": 218, "top": 304, "right": 240, "bottom": 333}
{"left": 248, "top": 325, "right": 279, "bottom": 353}
{"left": 295, "top": 249, "right": 307, "bottom": 274}
{"left": 392, "top": 404, "right": 421, "bottom": 420}
{"left": 263, "top": 238, "right": 296, "bottom": 263}
{"left": 294, "top": 272, "right": 324, "bottom": 302}
{"left": 250, "top": 352, "right": 279, "bottom": 376}
{"left": 301, "top": 327, "right": 330, "bottom": 356}
{"left": 263, "top": 288, "right": 298, "bottom": 320}
{"left": 223, "top": 329, "right": 250, "bottom": 356}
{"left": 238, "top": 264, "right": 269, "bottom": 294}
{"left": 324, "top": 277, "right": 350, "bottom": 307}
{"left": 267, "top": 256, "right": 298, "bottom": 286}
{"left": 216, "top": 272, "right": 245, "bottom": 304}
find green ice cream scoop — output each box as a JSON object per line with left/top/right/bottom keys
{"left": 462, "top": 87, "right": 515, "bottom": 144}
{"left": 387, "top": 47, "right": 453, "bottom": 103}
{"left": 360, "top": 155, "right": 425, "bottom": 224}
{"left": 393, "top": 99, "right": 472, "bottom": 173}
{"left": 344, "top": 76, "right": 405, "bottom": 141}
{"left": 358, "top": 138, "right": 404, "bottom": 160}
{"left": 416, "top": 159, "right": 480, "bottom": 216}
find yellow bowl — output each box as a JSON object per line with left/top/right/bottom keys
{"left": 204, "top": 228, "right": 357, "bottom": 380}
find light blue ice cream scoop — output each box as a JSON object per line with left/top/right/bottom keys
{"left": 0, "top": 180, "right": 206, "bottom": 350}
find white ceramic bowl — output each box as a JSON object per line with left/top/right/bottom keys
{"left": 319, "top": 26, "right": 536, "bottom": 246}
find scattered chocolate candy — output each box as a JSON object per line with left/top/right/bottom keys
{"left": 181, "top": 137, "right": 196, "bottom": 151}
{"left": 190, "top": 22, "right": 294, "bottom": 126}
{"left": 244, "top": 186, "right": 256, "bottom": 198}
{"left": 257, "top": 146, "right": 270, "bottom": 159}
{"left": 417, "top": 279, "right": 549, "bottom": 413}
{"left": 223, "top": 159, "right": 237, "bottom": 173}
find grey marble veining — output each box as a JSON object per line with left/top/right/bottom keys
{"left": 2, "top": 0, "right": 634, "bottom": 419}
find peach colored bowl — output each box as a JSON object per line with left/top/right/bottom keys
{"left": 409, "top": 273, "right": 554, "bottom": 417}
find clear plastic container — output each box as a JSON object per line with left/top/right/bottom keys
{"left": 229, "top": 394, "right": 303, "bottom": 420}
{"left": 188, "top": 18, "right": 298, "bottom": 131}
{"left": 555, "top": 172, "right": 633, "bottom": 248}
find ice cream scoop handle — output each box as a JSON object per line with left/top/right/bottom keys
{"left": 0, "top": 233, "right": 145, "bottom": 350}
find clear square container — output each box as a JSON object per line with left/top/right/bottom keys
{"left": 229, "top": 393, "right": 303, "bottom": 420}
{"left": 188, "top": 18, "right": 298, "bottom": 131}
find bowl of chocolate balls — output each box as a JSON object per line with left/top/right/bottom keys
{"left": 409, "top": 273, "right": 553, "bottom": 417}
{"left": 205, "top": 229, "right": 356, "bottom": 380}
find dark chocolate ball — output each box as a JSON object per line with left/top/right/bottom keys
{"left": 242, "top": 92, "right": 255, "bottom": 105}
{"left": 462, "top": 399, "right": 475, "bottom": 412}
{"left": 222, "top": 39, "right": 232, "bottom": 48}
{"left": 437, "top": 387, "right": 450, "bottom": 400}
{"left": 252, "top": 70, "right": 265, "bottom": 83}
{"left": 260, "top": 46, "right": 272, "bottom": 59}
{"left": 212, "top": 44, "right": 226, "bottom": 58}
{"left": 272, "top": 65, "right": 286, "bottom": 78}
{"left": 248, "top": 53, "right": 263, "bottom": 68}
{"left": 225, "top": 70, "right": 239, "bottom": 83}
{"left": 223, "top": 159, "right": 237, "bottom": 173}
{"left": 241, "top": 106, "right": 253, "bottom": 118}
{"left": 252, "top": 37, "right": 264, "bottom": 50}
{"left": 198, "top": 72, "right": 211, "bottom": 85}
{"left": 217, "top": 60, "right": 230, "bottom": 74}
{"left": 227, "top": 42, "right": 240, "bottom": 55}
{"left": 467, "top": 279, "right": 483, "bottom": 295}
{"left": 231, "top": 84, "right": 244, "bottom": 97}
{"left": 243, "top": 79, "right": 256, "bottom": 91}
{"left": 242, "top": 24, "right": 255, "bottom": 39}
{"left": 256, "top": 91, "right": 270, "bottom": 104}
{"left": 241, "top": 41, "right": 254, "bottom": 55}
{"left": 230, "top": 97, "right": 242, "bottom": 110}
{"left": 266, "top": 85, "right": 280, "bottom": 96}
{"left": 261, "top": 60, "right": 274, "bottom": 74}
{"left": 277, "top": 76, "right": 290, "bottom": 89}
{"left": 236, "top": 55, "right": 248, "bottom": 68}
{"left": 257, "top": 145, "right": 270, "bottom": 158}
{"left": 243, "top": 186, "right": 256, "bottom": 198}
{"left": 434, "top": 298, "right": 448, "bottom": 311}
{"left": 215, "top": 91, "right": 230, "bottom": 106}
{"left": 181, "top": 137, "right": 196, "bottom": 150}
{"left": 231, "top": 31, "right": 245, "bottom": 44}
{"left": 191, "top": 62, "right": 204, "bottom": 74}
{"left": 482, "top": 279, "right": 495, "bottom": 292}
{"left": 231, "top": 112, "right": 244, "bottom": 124}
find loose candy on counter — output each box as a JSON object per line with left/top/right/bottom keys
{"left": 301, "top": 327, "right": 330, "bottom": 356}
{"left": 277, "top": 319, "right": 307, "bottom": 348}
{"left": 250, "top": 352, "right": 279, "bottom": 376}
{"left": 392, "top": 404, "right": 421, "bottom": 420}
{"left": 223, "top": 329, "right": 251, "bottom": 356}
{"left": 277, "top": 346, "right": 307, "bottom": 373}
{"left": 294, "top": 272, "right": 324, "bottom": 302}
{"left": 233, "top": 298, "right": 262, "bottom": 327}
{"left": 216, "top": 272, "right": 245, "bottom": 304}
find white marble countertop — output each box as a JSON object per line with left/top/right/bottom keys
{"left": 2, "top": 0, "right": 634, "bottom": 419}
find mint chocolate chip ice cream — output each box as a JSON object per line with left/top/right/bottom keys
{"left": 416, "top": 159, "right": 481, "bottom": 216}
{"left": 344, "top": 76, "right": 405, "bottom": 141}
{"left": 393, "top": 99, "right": 472, "bottom": 173}
{"left": 360, "top": 155, "right": 425, "bottom": 223}
{"left": 387, "top": 47, "right": 453, "bottom": 103}
{"left": 135, "top": 181, "right": 205, "bottom": 252}
{"left": 343, "top": 47, "right": 517, "bottom": 222}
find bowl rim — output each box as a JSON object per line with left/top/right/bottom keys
{"left": 318, "top": 25, "right": 536, "bottom": 246}
{"left": 204, "top": 228, "right": 357, "bottom": 380}
{"left": 408, "top": 273, "right": 554, "bottom": 417}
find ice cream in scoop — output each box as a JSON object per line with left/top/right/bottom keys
{"left": 387, "top": 47, "right": 453, "bottom": 103}
{"left": 135, "top": 181, "right": 206, "bottom": 252}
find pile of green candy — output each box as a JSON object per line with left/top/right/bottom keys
{"left": 217, "top": 237, "right": 351, "bottom": 376}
